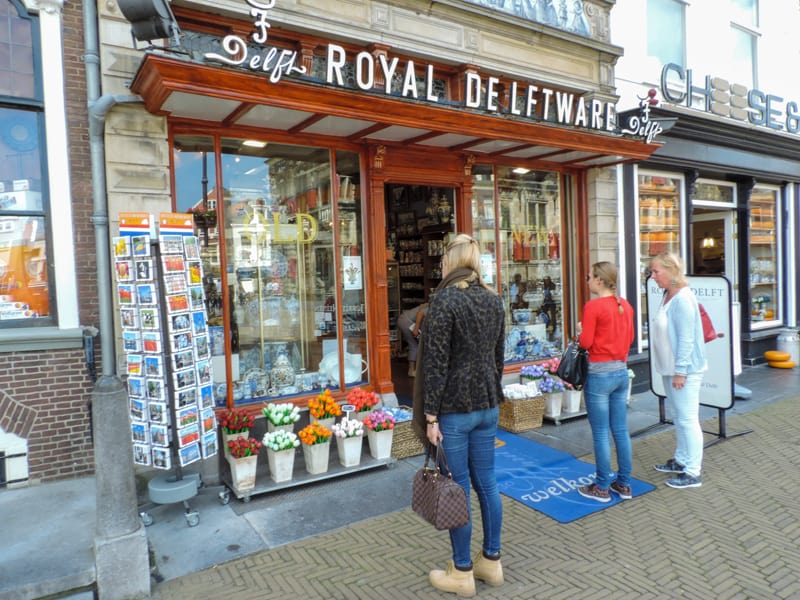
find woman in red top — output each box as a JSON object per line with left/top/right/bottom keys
{"left": 576, "top": 262, "right": 635, "bottom": 503}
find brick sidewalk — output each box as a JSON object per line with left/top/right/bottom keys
{"left": 153, "top": 398, "right": 800, "bottom": 599}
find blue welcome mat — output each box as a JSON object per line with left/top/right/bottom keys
{"left": 494, "top": 430, "right": 656, "bottom": 523}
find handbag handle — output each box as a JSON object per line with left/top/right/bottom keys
{"left": 423, "top": 443, "right": 454, "bottom": 479}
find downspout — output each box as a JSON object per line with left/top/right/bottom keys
{"left": 83, "top": 0, "right": 141, "bottom": 377}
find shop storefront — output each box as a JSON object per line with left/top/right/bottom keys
{"left": 622, "top": 64, "right": 800, "bottom": 367}
{"left": 117, "top": 1, "right": 660, "bottom": 412}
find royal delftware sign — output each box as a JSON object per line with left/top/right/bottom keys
{"left": 204, "top": 0, "right": 657, "bottom": 141}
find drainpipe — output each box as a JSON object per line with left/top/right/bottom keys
{"left": 83, "top": 0, "right": 141, "bottom": 377}
{"left": 83, "top": 2, "right": 151, "bottom": 598}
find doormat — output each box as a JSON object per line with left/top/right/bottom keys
{"left": 494, "top": 430, "right": 656, "bottom": 523}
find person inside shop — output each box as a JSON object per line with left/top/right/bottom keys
{"left": 397, "top": 303, "right": 428, "bottom": 377}
{"left": 413, "top": 233, "right": 506, "bottom": 597}
{"left": 575, "top": 262, "right": 635, "bottom": 503}
{"left": 649, "top": 251, "right": 707, "bottom": 489}
{"left": 510, "top": 273, "right": 527, "bottom": 309}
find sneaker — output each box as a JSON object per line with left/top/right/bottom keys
{"left": 578, "top": 483, "right": 611, "bottom": 503}
{"left": 654, "top": 458, "right": 685, "bottom": 474}
{"left": 610, "top": 481, "right": 632, "bottom": 500}
{"left": 666, "top": 473, "right": 702, "bottom": 489}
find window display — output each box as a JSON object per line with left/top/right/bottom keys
{"left": 473, "top": 166, "right": 564, "bottom": 363}
{"left": 749, "top": 186, "right": 780, "bottom": 328}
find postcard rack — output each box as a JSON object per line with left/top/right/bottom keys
{"left": 114, "top": 231, "right": 221, "bottom": 526}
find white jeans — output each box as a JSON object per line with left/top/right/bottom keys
{"left": 662, "top": 373, "right": 704, "bottom": 477}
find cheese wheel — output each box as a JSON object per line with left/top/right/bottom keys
{"left": 764, "top": 350, "right": 791, "bottom": 362}
{"left": 768, "top": 360, "right": 795, "bottom": 369}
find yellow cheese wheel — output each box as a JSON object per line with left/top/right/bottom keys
{"left": 768, "top": 360, "right": 795, "bottom": 369}
{"left": 764, "top": 350, "right": 791, "bottom": 362}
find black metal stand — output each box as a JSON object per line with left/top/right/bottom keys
{"left": 702, "top": 407, "right": 753, "bottom": 448}
{"left": 631, "top": 395, "right": 673, "bottom": 439}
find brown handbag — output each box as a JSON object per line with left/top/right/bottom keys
{"left": 412, "top": 444, "right": 470, "bottom": 530}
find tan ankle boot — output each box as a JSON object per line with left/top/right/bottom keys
{"left": 473, "top": 552, "right": 504, "bottom": 586}
{"left": 429, "top": 561, "right": 476, "bottom": 598}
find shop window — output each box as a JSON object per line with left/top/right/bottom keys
{"left": 748, "top": 186, "right": 780, "bottom": 329}
{"left": 473, "top": 166, "right": 564, "bottom": 364}
{"left": 174, "top": 136, "right": 368, "bottom": 406}
{"left": 638, "top": 171, "right": 683, "bottom": 346}
{"left": 729, "top": 25, "right": 757, "bottom": 89}
{"left": 0, "top": 3, "right": 52, "bottom": 326}
{"left": 646, "top": 0, "right": 685, "bottom": 69}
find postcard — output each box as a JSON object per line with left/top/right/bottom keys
{"left": 194, "top": 334, "right": 210, "bottom": 360}
{"left": 150, "top": 423, "right": 169, "bottom": 447}
{"left": 177, "top": 404, "right": 199, "bottom": 429}
{"left": 142, "top": 332, "right": 162, "bottom": 354}
{"left": 139, "top": 307, "right": 159, "bottom": 330}
{"left": 115, "top": 260, "right": 133, "bottom": 282}
{"left": 183, "top": 236, "right": 200, "bottom": 260}
{"left": 144, "top": 355, "right": 163, "bottom": 378}
{"left": 200, "top": 408, "right": 216, "bottom": 434}
{"left": 176, "top": 387, "right": 197, "bottom": 408}
{"left": 131, "top": 234, "right": 151, "bottom": 257}
{"left": 133, "top": 443, "right": 151, "bottom": 466}
{"left": 162, "top": 255, "right": 185, "bottom": 273}
{"left": 199, "top": 384, "right": 214, "bottom": 409}
{"left": 168, "top": 312, "right": 191, "bottom": 332}
{"left": 163, "top": 272, "right": 187, "bottom": 295}
{"left": 131, "top": 421, "right": 148, "bottom": 444}
{"left": 113, "top": 236, "right": 131, "bottom": 258}
{"left": 160, "top": 234, "right": 185, "bottom": 254}
{"left": 130, "top": 397, "right": 146, "bottom": 422}
{"left": 196, "top": 359, "right": 211, "bottom": 385}
{"left": 174, "top": 367, "right": 196, "bottom": 390}
{"left": 117, "top": 284, "right": 135, "bottom": 306}
{"left": 191, "top": 311, "right": 207, "bottom": 335}
{"left": 135, "top": 259, "right": 153, "bottom": 281}
{"left": 178, "top": 442, "right": 201, "bottom": 467}
{"left": 172, "top": 348, "right": 194, "bottom": 371}
{"left": 148, "top": 401, "right": 168, "bottom": 425}
{"left": 186, "top": 261, "right": 203, "bottom": 285}
{"left": 170, "top": 331, "right": 193, "bottom": 353}
{"left": 127, "top": 376, "right": 144, "bottom": 398}
{"left": 166, "top": 293, "right": 189, "bottom": 313}
{"left": 177, "top": 424, "right": 200, "bottom": 449}
{"left": 120, "top": 307, "right": 138, "bottom": 329}
{"left": 188, "top": 285, "right": 205, "bottom": 310}
{"left": 137, "top": 283, "right": 157, "bottom": 306}
{"left": 152, "top": 447, "right": 171, "bottom": 470}
{"left": 122, "top": 331, "right": 141, "bottom": 353}
{"left": 146, "top": 378, "right": 164, "bottom": 401}
{"left": 201, "top": 431, "right": 218, "bottom": 460}
{"left": 126, "top": 353, "right": 143, "bottom": 376}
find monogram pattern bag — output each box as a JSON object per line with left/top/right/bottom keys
{"left": 412, "top": 444, "right": 470, "bottom": 530}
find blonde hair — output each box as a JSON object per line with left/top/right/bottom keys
{"left": 443, "top": 233, "right": 495, "bottom": 292}
{"left": 651, "top": 251, "right": 687, "bottom": 288}
{"left": 591, "top": 261, "right": 623, "bottom": 314}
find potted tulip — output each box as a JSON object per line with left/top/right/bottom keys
{"left": 227, "top": 437, "right": 262, "bottom": 493}
{"left": 219, "top": 408, "right": 255, "bottom": 456}
{"left": 363, "top": 409, "right": 396, "bottom": 460}
{"left": 346, "top": 387, "right": 379, "bottom": 422}
{"left": 263, "top": 402, "right": 301, "bottom": 433}
{"left": 262, "top": 429, "right": 299, "bottom": 483}
{"left": 308, "top": 389, "right": 342, "bottom": 430}
{"left": 297, "top": 422, "right": 333, "bottom": 475}
{"left": 331, "top": 417, "right": 364, "bottom": 467}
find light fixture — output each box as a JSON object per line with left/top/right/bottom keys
{"left": 701, "top": 233, "right": 716, "bottom": 249}
{"left": 242, "top": 140, "right": 268, "bottom": 148}
{"left": 512, "top": 167, "right": 530, "bottom": 174}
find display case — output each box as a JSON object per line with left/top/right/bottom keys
{"left": 638, "top": 172, "right": 682, "bottom": 344}
{"left": 749, "top": 187, "right": 780, "bottom": 327}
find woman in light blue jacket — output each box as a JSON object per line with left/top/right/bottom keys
{"left": 649, "top": 252, "right": 707, "bottom": 488}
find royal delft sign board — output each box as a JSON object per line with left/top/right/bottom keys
{"left": 646, "top": 275, "right": 734, "bottom": 410}
{"left": 202, "top": 0, "right": 660, "bottom": 142}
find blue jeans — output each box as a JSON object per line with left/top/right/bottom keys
{"left": 438, "top": 407, "right": 502, "bottom": 568}
{"left": 583, "top": 369, "right": 632, "bottom": 489}
{"left": 662, "top": 373, "right": 703, "bottom": 477}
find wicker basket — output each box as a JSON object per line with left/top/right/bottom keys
{"left": 391, "top": 420, "right": 425, "bottom": 459}
{"left": 499, "top": 396, "right": 545, "bottom": 433}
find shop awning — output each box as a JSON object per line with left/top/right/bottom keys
{"left": 131, "top": 53, "right": 661, "bottom": 169}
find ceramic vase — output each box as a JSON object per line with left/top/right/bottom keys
{"left": 267, "top": 448, "right": 295, "bottom": 483}
{"left": 366, "top": 428, "right": 393, "bottom": 460}
{"left": 336, "top": 435, "right": 363, "bottom": 467}
{"left": 562, "top": 390, "right": 582, "bottom": 413}
{"left": 229, "top": 455, "right": 258, "bottom": 492}
{"left": 222, "top": 430, "right": 249, "bottom": 458}
{"left": 544, "top": 392, "right": 563, "bottom": 418}
{"left": 302, "top": 441, "right": 331, "bottom": 475}
{"left": 270, "top": 347, "right": 296, "bottom": 389}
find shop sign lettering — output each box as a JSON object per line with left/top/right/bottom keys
{"left": 520, "top": 475, "right": 596, "bottom": 503}
{"left": 241, "top": 211, "right": 318, "bottom": 244}
{"left": 202, "top": 0, "right": 653, "bottom": 139}
{"left": 620, "top": 89, "right": 663, "bottom": 143}
{"left": 660, "top": 63, "right": 800, "bottom": 134}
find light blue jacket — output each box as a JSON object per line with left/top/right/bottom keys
{"left": 665, "top": 288, "right": 707, "bottom": 375}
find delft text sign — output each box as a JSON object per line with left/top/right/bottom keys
{"left": 202, "top": 0, "right": 657, "bottom": 140}
{"left": 660, "top": 63, "right": 800, "bottom": 133}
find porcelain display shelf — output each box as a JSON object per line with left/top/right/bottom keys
{"left": 543, "top": 408, "right": 587, "bottom": 426}
{"left": 220, "top": 443, "right": 396, "bottom": 501}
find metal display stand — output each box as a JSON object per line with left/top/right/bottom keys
{"left": 543, "top": 408, "right": 587, "bottom": 425}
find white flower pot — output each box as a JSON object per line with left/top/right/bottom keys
{"left": 544, "top": 392, "right": 563, "bottom": 418}
{"left": 302, "top": 441, "right": 331, "bottom": 475}
{"left": 336, "top": 435, "right": 363, "bottom": 467}
{"left": 267, "top": 422, "right": 295, "bottom": 434}
{"left": 562, "top": 390, "right": 582, "bottom": 413}
{"left": 267, "top": 448, "right": 295, "bottom": 483}
{"left": 315, "top": 417, "right": 336, "bottom": 430}
{"left": 229, "top": 455, "right": 258, "bottom": 492}
{"left": 366, "top": 428, "right": 393, "bottom": 460}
